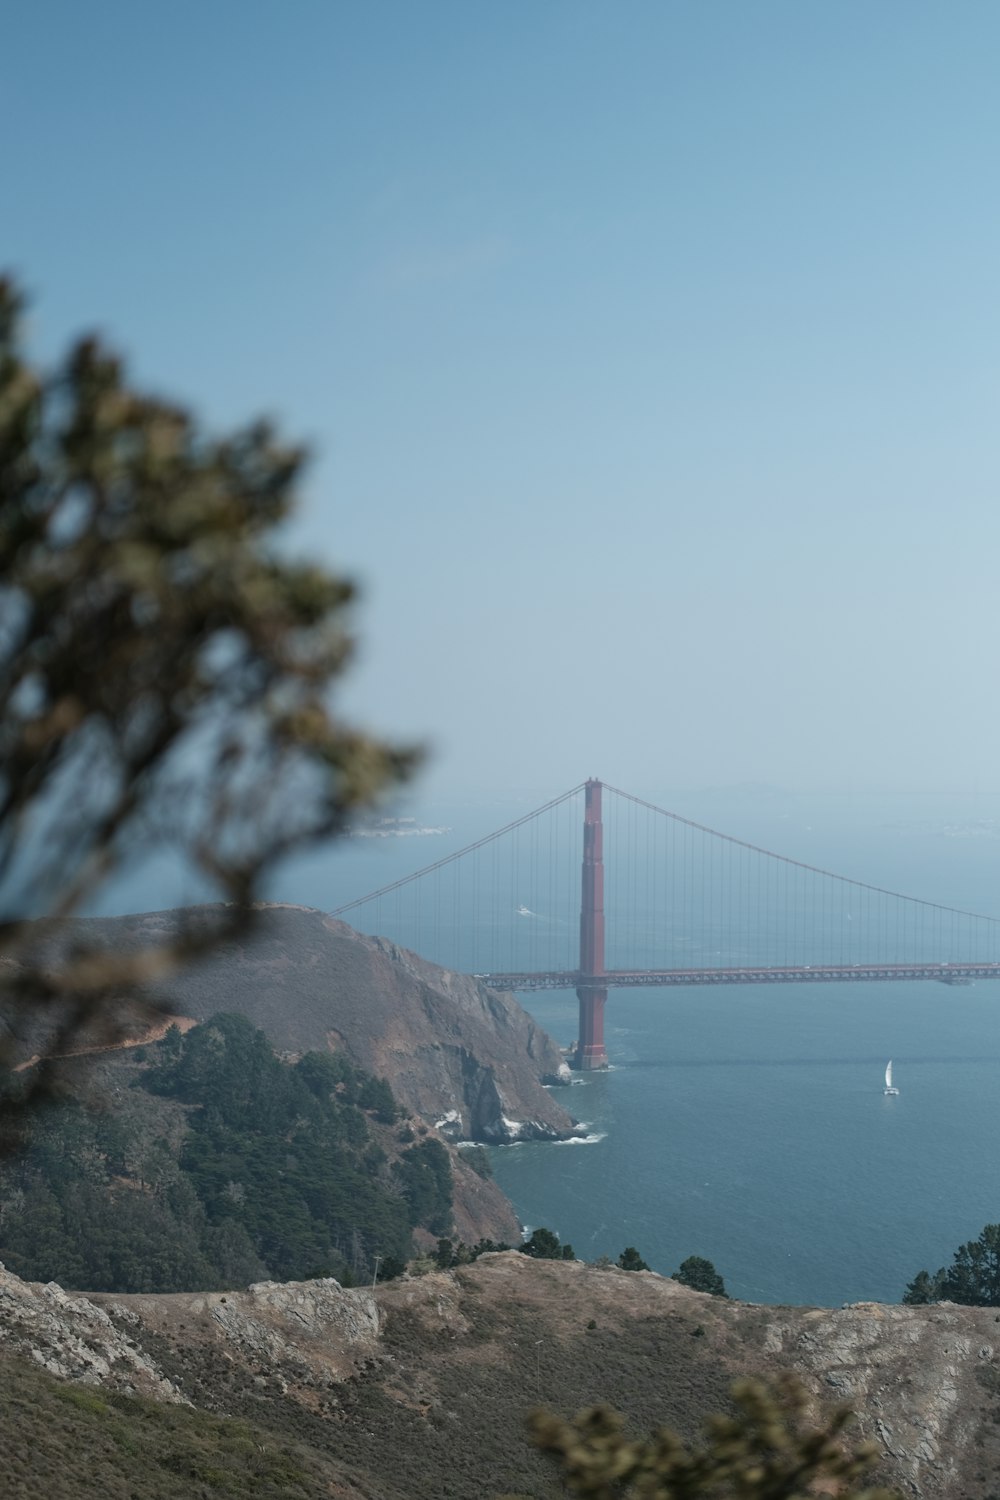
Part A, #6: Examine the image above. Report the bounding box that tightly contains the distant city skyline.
[6,1,1000,801]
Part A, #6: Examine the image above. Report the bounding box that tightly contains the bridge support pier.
[574,779,609,1069]
[574,987,608,1070]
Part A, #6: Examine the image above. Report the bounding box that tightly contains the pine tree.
[904,1223,1000,1307]
[673,1255,727,1296]
[617,1246,650,1271]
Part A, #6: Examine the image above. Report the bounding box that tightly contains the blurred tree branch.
[0,276,417,1130]
[525,1375,899,1499]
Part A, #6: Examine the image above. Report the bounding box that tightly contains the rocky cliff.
[4,1254,1000,1498]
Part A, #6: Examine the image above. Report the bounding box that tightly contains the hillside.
[26,904,576,1145]
[3,1252,999,1498]
[10,903,584,1243]
[0,1014,489,1294]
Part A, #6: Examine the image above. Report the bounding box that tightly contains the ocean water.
[488,980,1000,1305]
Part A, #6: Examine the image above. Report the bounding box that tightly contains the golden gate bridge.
[333,779,1000,1070]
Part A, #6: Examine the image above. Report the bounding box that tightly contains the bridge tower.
[574,778,609,1069]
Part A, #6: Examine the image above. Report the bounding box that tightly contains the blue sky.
[5,1,1000,804]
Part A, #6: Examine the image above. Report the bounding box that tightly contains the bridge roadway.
[475,962,1000,992]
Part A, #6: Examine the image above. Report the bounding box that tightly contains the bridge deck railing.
[475,963,1000,992]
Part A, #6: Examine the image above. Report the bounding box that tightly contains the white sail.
[885,1060,893,1089]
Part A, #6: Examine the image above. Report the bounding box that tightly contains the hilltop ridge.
[2,1253,999,1498]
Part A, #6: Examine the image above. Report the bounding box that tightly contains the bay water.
[489,979,1000,1305]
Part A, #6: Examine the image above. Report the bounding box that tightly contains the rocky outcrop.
[757,1299,1000,1496]
[338,928,575,1143]
[0,1260,184,1402]
[5,1255,1000,1498]
[0,1260,382,1407]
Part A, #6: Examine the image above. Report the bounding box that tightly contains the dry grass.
[0,1348,359,1499]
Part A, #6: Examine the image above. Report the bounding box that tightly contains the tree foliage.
[521,1226,575,1260]
[903,1222,1000,1306]
[0,276,414,1124]
[433,1236,512,1269]
[673,1255,727,1297]
[901,1270,940,1306]
[392,1137,453,1236]
[0,1014,437,1289]
[526,1375,898,1499]
[617,1246,650,1272]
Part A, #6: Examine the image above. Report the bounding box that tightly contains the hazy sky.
[6,2,1000,804]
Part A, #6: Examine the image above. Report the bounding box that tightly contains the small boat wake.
[515,903,570,925]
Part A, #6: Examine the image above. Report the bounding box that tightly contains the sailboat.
[883,1060,899,1096]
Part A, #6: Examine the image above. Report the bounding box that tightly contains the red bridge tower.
[575,778,609,1069]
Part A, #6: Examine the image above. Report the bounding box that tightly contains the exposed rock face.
[5,1255,1000,1498]
[0,1260,381,1407]
[758,1299,1000,1496]
[0,1260,185,1403]
[314,925,576,1145]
